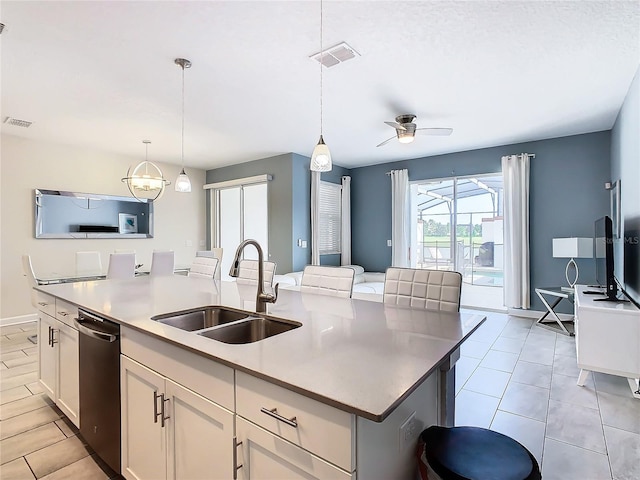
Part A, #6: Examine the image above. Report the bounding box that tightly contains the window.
[319,181,342,254]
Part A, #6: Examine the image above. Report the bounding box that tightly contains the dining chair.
[196,248,223,280]
[300,265,355,298]
[236,259,276,288]
[106,253,136,279]
[149,250,175,276]
[21,255,41,308]
[75,251,103,275]
[188,256,219,279]
[383,267,462,312]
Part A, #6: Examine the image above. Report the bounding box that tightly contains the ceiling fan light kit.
[377,114,453,147]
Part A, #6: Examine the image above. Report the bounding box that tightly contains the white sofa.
[274,265,385,296]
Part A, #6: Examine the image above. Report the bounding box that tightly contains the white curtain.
[502,153,531,309]
[390,169,410,267]
[311,171,321,265]
[340,176,351,266]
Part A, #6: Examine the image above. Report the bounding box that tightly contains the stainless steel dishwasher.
[74,309,121,475]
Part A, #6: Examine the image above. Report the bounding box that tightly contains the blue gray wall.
[611,65,640,305]
[350,132,612,312]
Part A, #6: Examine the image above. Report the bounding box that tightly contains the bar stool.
[417,426,541,480]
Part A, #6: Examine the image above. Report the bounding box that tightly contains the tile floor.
[457,310,640,480]
[1,314,639,479]
[0,322,118,479]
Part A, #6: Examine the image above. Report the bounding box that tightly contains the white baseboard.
[508,308,574,322]
[0,313,38,327]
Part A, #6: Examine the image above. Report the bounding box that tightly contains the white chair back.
[383,267,462,312]
[237,260,276,288]
[188,257,219,279]
[21,255,39,308]
[150,250,175,276]
[76,251,103,275]
[107,253,136,279]
[300,265,355,298]
[196,248,223,280]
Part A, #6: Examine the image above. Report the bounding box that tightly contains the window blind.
[319,181,342,254]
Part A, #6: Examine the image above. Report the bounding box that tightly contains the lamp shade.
[552,238,593,258]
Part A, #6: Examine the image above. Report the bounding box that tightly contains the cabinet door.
[56,322,79,427]
[236,417,353,480]
[165,379,234,480]
[121,356,167,480]
[38,314,57,401]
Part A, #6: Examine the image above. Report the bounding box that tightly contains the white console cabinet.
[574,285,640,398]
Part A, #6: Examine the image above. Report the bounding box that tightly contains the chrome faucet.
[229,239,278,313]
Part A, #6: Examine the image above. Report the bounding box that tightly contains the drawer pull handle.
[260,407,298,428]
[58,311,68,317]
[233,436,243,479]
[153,391,162,424]
[161,396,170,428]
[38,302,49,307]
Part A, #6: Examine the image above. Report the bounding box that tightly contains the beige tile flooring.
[0,322,118,480]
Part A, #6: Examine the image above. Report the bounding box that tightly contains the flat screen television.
[622,215,640,309]
[594,216,617,300]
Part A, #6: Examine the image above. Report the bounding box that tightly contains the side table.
[534,287,575,336]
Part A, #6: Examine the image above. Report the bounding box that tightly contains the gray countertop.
[37,276,485,422]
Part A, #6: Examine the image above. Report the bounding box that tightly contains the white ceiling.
[1,1,639,170]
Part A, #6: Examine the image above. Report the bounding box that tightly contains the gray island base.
[37,276,485,479]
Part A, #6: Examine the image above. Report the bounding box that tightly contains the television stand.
[594,297,629,303]
[575,285,640,399]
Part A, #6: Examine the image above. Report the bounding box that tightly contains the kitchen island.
[36,275,485,479]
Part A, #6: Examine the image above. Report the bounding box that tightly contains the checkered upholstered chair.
[300,265,355,298]
[188,256,219,279]
[237,259,277,288]
[383,268,462,312]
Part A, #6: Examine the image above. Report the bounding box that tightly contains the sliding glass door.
[411,174,504,309]
[214,182,268,279]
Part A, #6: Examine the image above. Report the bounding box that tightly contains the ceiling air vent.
[310,42,360,68]
[4,117,33,128]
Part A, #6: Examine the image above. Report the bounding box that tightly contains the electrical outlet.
[399,412,417,451]
[302,240,307,248]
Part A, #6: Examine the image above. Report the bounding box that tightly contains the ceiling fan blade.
[415,128,453,136]
[384,121,407,131]
[376,136,397,147]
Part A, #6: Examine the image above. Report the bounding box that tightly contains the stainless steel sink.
[197,317,301,344]
[151,307,251,332]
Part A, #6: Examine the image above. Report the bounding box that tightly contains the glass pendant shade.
[397,131,415,144]
[175,168,192,192]
[175,57,192,193]
[310,135,332,172]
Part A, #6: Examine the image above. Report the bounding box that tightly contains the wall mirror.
[35,189,154,238]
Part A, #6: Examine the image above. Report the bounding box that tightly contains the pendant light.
[175,58,192,192]
[122,140,169,201]
[310,0,332,172]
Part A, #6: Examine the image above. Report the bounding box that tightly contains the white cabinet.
[235,417,353,480]
[121,356,234,480]
[575,285,640,397]
[37,294,80,427]
[37,311,57,399]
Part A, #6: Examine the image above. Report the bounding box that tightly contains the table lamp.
[553,237,593,291]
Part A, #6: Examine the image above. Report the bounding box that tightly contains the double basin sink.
[151,307,301,344]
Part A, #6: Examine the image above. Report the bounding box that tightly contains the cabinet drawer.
[55,299,77,328]
[236,371,355,472]
[35,291,56,317]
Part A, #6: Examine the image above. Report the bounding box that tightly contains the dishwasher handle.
[74,317,119,343]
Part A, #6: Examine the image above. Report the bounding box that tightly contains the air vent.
[310,42,360,68]
[4,117,33,128]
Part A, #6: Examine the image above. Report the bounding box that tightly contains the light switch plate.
[387,240,392,247]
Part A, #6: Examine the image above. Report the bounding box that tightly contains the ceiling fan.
[376,114,453,147]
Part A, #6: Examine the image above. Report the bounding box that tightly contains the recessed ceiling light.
[3,117,33,128]
[310,41,360,68]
